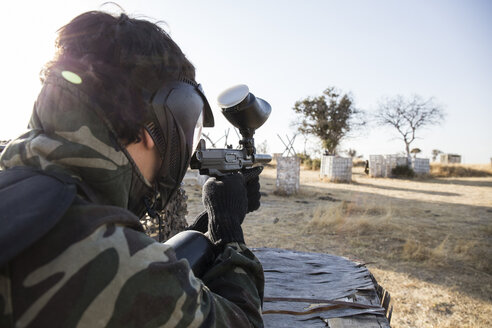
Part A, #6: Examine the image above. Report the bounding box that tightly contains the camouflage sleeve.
[10,222,263,328]
[201,242,264,327]
[103,227,265,328]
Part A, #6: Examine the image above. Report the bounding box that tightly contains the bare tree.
[376,95,445,161]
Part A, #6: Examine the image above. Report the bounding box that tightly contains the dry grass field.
[183,164,492,328]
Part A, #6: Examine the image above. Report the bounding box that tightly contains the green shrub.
[311,158,321,170]
[304,158,313,170]
[297,153,311,164]
[391,165,415,178]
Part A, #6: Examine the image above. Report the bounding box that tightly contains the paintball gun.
[190,84,272,176]
[165,85,272,277]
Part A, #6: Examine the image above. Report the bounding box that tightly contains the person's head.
[43,10,214,217]
[44,10,198,144]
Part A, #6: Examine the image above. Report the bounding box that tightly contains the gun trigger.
[197,139,206,150]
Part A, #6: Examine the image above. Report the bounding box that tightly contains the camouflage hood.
[0,69,148,209]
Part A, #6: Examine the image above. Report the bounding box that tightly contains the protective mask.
[127,79,214,219]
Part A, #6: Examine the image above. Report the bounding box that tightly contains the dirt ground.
[183,166,492,328]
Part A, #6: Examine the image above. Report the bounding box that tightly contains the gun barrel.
[254,154,272,164]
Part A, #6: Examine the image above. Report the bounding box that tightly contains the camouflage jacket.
[0,70,264,327]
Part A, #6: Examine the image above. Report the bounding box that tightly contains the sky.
[1,0,491,163]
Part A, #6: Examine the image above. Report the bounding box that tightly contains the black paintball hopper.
[218,84,271,133]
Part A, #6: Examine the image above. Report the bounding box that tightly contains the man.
[0,10,264,327]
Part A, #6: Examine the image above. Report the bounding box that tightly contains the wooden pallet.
[253,248,392,327]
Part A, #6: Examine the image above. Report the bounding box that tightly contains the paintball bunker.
[412,158,430,174]
[275,156,300,195]
[440,153,462,164]
[320,155,352,182]
[369,155,429,177]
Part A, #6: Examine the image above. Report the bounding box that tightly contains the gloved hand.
[187,166,264,232]
[202,173,248,245]
[242,166,263,214]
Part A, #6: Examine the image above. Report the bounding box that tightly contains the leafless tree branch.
[376,95,445,159]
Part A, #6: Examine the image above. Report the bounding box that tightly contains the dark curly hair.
[42,10,196,144]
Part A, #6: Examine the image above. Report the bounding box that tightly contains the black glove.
[202,173,248,245]
[187,166,263,232]
[242,166,263,215]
